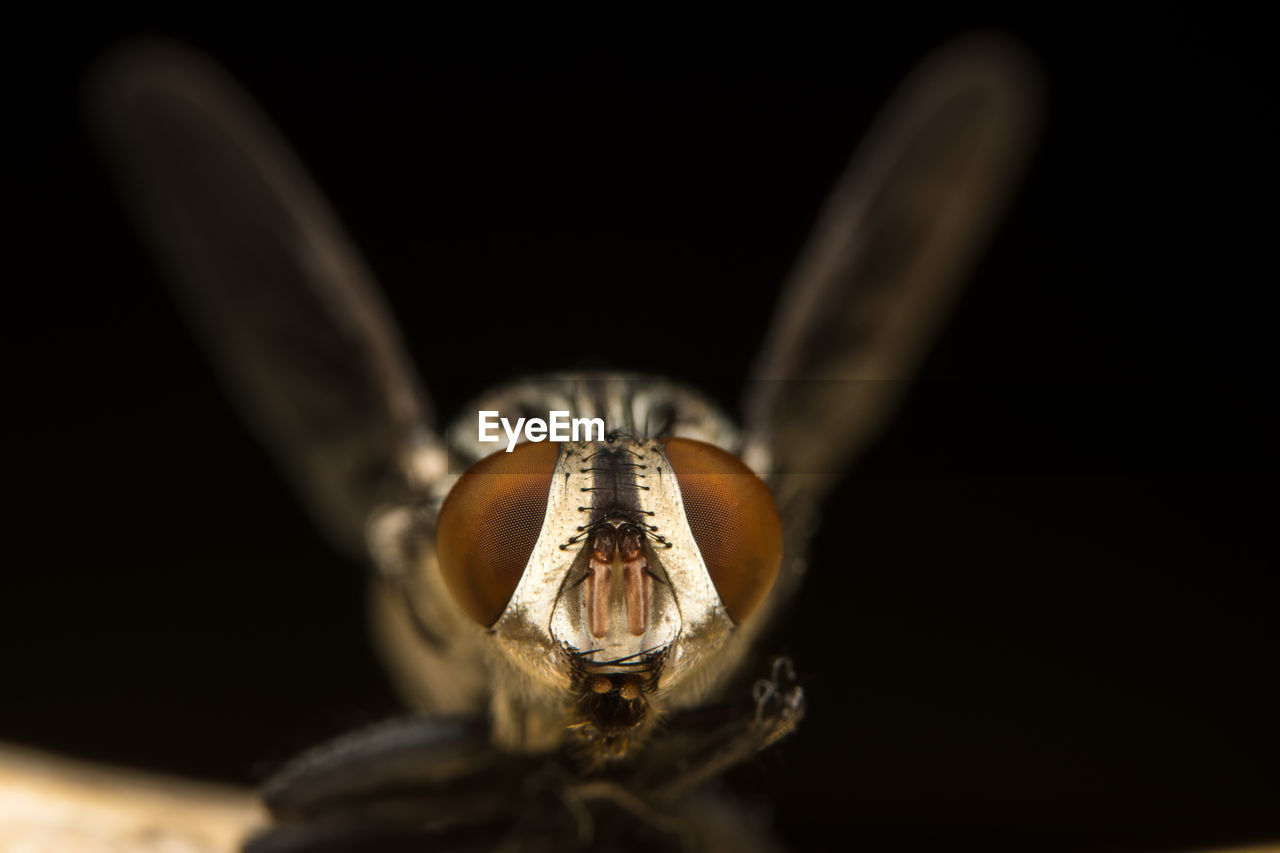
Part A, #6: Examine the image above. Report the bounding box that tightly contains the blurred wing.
[85,40,444,556]
[742,33,1042,587]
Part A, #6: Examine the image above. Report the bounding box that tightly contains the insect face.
[437,410,782,756]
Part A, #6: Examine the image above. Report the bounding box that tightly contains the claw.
[751,656,806,747]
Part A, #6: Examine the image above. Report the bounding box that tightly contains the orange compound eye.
[661,438,782,623]
[436,441,561,626]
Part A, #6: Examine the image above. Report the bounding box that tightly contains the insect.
[83,32,1039,852]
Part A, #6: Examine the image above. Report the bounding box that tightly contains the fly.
[86,33,1040,852]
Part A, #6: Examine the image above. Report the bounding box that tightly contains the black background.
[3,10,1276,852]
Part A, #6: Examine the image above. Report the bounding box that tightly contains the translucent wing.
[85,39,445,557]
[742,33,1042,600]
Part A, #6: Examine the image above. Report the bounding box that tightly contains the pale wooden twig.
[0,743,262,852]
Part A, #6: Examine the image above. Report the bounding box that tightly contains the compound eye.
[437,441,561,626]
[662,437,782,622]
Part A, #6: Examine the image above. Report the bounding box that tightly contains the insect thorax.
[444,373,743,471]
